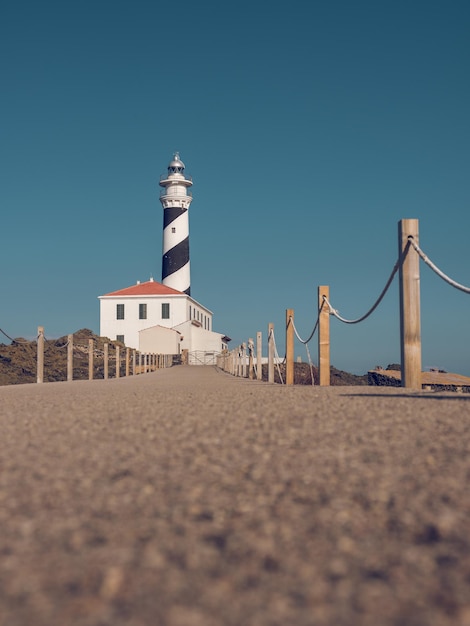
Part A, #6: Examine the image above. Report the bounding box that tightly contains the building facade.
[99,277,228,353]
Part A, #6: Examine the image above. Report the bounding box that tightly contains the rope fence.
[217,219,469,389]
[1,326,175,384]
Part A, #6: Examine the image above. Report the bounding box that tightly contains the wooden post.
[248,338,254,379]
[286,309,294,385]
[67,334,73,382]
[104,343,109,380]
[126,348,130,376]
[88,338,93,380]
[256,332,262,380]
[37,326,44,384]
[398,219,422,389]
[116,345,120,378]
[132,349,136,375]
[241,343,247,378]
[268,323,274,383]
[318,286,330,386]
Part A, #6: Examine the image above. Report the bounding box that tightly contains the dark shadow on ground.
[340,393,470,400]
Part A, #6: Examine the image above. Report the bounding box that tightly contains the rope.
[44,337,70,350]
[270,329,284,384]
[0,328,32,344]
[248,339,257,377]
[289,298,325,344]
[408,237,470,294]
[304,342,315,385]
[324,247,408,324]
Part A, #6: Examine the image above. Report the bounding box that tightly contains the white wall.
[99,294,188,349]
[173,320,228,354]
[99,293,214,349]
[139,325,181,354]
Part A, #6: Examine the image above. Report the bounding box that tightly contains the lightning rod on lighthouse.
[159,152,193,295]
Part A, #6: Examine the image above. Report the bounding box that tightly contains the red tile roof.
[101,280,184,297]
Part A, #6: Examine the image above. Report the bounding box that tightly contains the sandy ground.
[1,366,470,626]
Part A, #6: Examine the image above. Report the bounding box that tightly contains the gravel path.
[1,366,470,626]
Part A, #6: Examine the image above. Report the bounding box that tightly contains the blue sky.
[1,0,469,375]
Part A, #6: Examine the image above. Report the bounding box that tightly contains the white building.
[99,277,229,357]
[98,153,230,359]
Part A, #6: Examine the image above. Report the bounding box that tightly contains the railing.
[188,351,222,365]
[159,188,193,198]
[218,219,470,389]
[0,329,175,384]
[216,332,286,384]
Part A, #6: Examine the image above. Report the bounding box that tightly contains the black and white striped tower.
[159,152,193,295]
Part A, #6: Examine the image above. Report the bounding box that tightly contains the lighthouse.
[99,151,231,356]
[159,153,193,295]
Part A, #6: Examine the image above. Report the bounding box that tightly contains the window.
[172,227,176,233]
[189,305,192,319]
[116,304,125,320]
[139,303,147,319]
[116,335,124,344]
[162,303,170,319]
